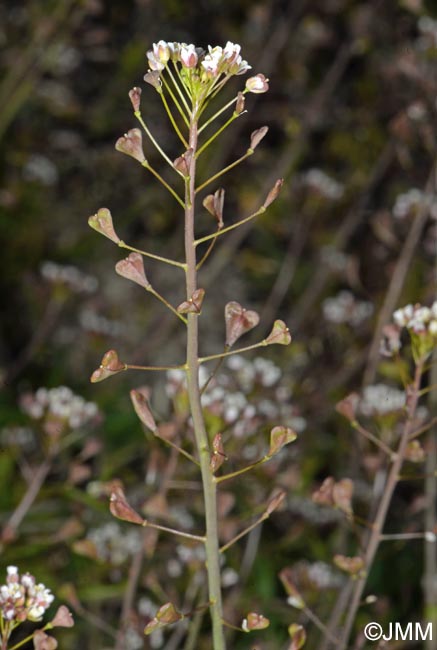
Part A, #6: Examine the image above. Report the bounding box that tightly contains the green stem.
[220,512,268,553]
[142,162,185,208]
[118,241,186,270]
[194,206,266,245]
[200,340,267,364]
[196,150,253,193]
[126,363,186,371]
[184,115,226,649]
[147,286,188,324]
[215,457,268,484]
[135,111,179,170]
[159,89,189,147]
[8,625,50,650]
[196,112,241,158]
[143,519,205,542]
[196,228,222,270]
[168,62,192,115]
[152,431,200,466]
[198,96,238,134]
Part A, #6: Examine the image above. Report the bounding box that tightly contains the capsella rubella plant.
[88,41,292,648]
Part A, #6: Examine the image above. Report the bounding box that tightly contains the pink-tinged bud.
[312,477,335,507]
[279,568,305,609]
[268,426,297,457]
[333,554,365,576]
[250,126,268,151]
[173,148,193,176]
[242,612,270,632]
[335,393,359,421]
[130,388,157,432]
[88,207,120,244]
[203,188,225,228]
[115,252,150,289]
[265,319,291,345]
[33,631,58,650]
[263,178,284,208]
[288,623,307,649]
[245,73,269,93]
[265,489,286,515]
[90,349,126,383]
[153,40,171,64]
[143,70,161,89]
[109,486,144,525]
[128,87,142,112]
[210,433,227,473]
[332,478,354,516]
[225,301,260,347]
[115,128,145,163]
[50,606,74,628]
[180,44,198,68]
[235,91,245,114]
[177,288,205,314]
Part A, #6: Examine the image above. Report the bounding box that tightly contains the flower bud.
[225,301,260,347]
[250,126,268,151]
[88,207,120,244]
[265,319,291,345]
[128,87,142,112]
[263,178,284,208]
[109,486,144,525]
[153,40,171,64]
[90,350,126,383]
[130,388,157,432]
[115,128,145,163]
[180,44,198,68]
[115,252,150,289]
[143,70,161,90]
[245,73,269,93]
[235,91,245,114]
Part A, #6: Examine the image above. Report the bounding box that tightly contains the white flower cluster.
[323,290,373,327]
[392,188,437,220]
[147,40,250,77]
[79,308,125,337]
[0,566,54,623]
[303,168,344,200]
[393,302,437,335]
[359,384,405,417]
[20,386,99,429]
[166,356,305,436]
[41,260,98,294]
[87,522,142,565]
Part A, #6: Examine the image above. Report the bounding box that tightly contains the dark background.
[0,0,436,648]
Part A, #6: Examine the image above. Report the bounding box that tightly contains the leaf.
[144,602,183,635]
[288,623,306,649]
[115,128,146,163]
[333,554,365,576]
[225,301,259,347]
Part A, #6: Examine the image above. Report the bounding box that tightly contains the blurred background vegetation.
[1,0,437,648]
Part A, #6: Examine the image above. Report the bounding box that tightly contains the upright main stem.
[184,114,226,650]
